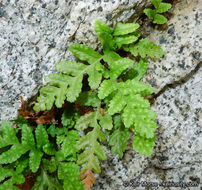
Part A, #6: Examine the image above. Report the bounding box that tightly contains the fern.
[75,109,113,173]
[98,79,157,154]
[124,38,166,59]
[34,45,104,112]
[58,162,83,190]
[7,18,169,189]
[0,121,57,188]
[32,169,63,190]
[109,127,130,158]
[144,0,172,24]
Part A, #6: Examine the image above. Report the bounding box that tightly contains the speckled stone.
[92,65,202,190]
[143,0,201,93]
[0,0,149,122]
[0,0,202,189]
[92,0,202,189]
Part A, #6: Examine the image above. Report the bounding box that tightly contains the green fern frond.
[0,167,25,189]
[60,130,80,158]
[32,169,63,190]
[42,158,57,173]
[75,109,113,131]
[35,124,49,150]
[95,20,116,52]
[109,127,130,158]
[76,110,110,173]
[98,79,157,156]
[103,51,134,79]
[133,135,156,156]
[0,144,28,164]
[21,124,35,149]
[144,0,171,24]
[114,34,139,49]
[125,38,166,59]
[126,60,148,81]
[29,149,43,173]
[76,91,100,107]
[34,44,105,112]
[113,22,140,36]
[0,120,19,148]
[77,125,106,174]
[58,162,83,190]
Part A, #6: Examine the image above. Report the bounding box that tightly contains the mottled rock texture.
[0,0,201,189]
[0,0,149,121]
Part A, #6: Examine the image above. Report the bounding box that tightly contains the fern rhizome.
[0,2,171,188]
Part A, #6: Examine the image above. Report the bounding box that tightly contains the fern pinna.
[1,19,167,189]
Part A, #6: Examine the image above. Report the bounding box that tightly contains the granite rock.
[0,0,149,122]
[143,0,201,94]
[92,0,202,189]
[0,0,202,189]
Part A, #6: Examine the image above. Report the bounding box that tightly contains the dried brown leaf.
[18,96,56,124]
[79,170,95,190]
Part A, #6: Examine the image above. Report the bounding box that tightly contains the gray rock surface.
[0,0,149,122]
[143,0,201,93]
[92,0,202,189]
[0,0,201,189]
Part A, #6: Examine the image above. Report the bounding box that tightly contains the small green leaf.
[32,169,63,190]
[0,167,13,182]
[61,106,76,128]
[86,64,102,89]
[153,14,168,24]
[47,124,57,137]
[66,74,83,102]
[43,143,56,155]
[110,58,134,79]
[55,61,86,75]
[98,79,117,99]
[156,3,172,13]
[109,128,130,158]
[21,124,35,149]
[99,113,113,130]
[12,173,25,184]
[144,9,156,19]
[115,35,138,48]
[127,38,166,59]
[95,20,112,35]
[77,126,106,173]
[42,158,57,173]
[128,60,148,81]
[108,92,126,115]
[133,135,156,156]
[0,144,28,164]
[58,162,83,190]
[75,112,97,130]
[61,130,80,157]
[151,0,162,9]
[35,124,49,150]
[69,44,102,64]
[76,91,100,107]
[29,149,43,173]
[1,120,18,146]
[15,158,29,173]
[113,22,139,36]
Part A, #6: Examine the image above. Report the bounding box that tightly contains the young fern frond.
[25,19,169,189]
[144,0,172,24]
[109,127,130,158]
[75,109,113,173]
[58,162,83,190]
[98,79,157,155]
[34,44,105,112]
[0,121,57,188]
[124,38,166,59]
